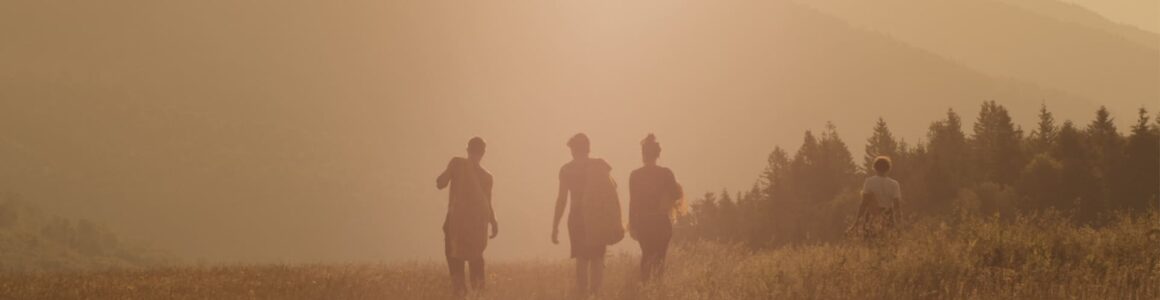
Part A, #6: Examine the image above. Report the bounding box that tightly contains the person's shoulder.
[588,157,612,171]
[562,160,580,170]
[560,160,579,176]
[447,157,467,167]
[632,163,658,172]
[646,165,674,178]
[630,165,651,178]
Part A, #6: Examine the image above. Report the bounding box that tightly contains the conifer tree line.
[675,101,1160,247]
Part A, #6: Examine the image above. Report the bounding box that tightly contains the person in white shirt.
[848,156,902,236]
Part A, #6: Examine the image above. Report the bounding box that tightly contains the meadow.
[2,211,1156,300]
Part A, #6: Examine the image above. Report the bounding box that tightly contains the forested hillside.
[677,102,1160,247]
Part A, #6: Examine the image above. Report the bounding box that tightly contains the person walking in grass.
[436,137,498,296]
[629,133,685,283]
[552,133,625,297]
[848,156,902,238]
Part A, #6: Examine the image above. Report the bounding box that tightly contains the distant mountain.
[996,0,1158,49]
[806,0,1160,117]
[1060,0,1160,36]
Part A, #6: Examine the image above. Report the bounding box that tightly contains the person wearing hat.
[435,137,498,296]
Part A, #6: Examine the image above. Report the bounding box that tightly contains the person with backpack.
[629,133,685,283]
[435,137,498,296]
[552,133,624,297]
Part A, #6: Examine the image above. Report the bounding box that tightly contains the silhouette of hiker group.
[435,133,901,297]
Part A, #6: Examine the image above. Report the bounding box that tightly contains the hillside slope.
[996,0,1159,49]
[806,0,1160,116]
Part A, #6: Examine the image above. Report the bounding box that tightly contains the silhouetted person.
[552,133,624,297]
[436,137,498,296]
[629,133,683,283]
[848,156,901,238]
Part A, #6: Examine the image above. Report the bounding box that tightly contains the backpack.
[580,158,625,246]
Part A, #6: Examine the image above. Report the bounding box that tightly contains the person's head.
[567,133,590,160]
[873,156,892,175]
[467,137,486,163]
[641,133,661,165]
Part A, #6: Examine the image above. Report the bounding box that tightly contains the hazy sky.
[1,1,1155,263]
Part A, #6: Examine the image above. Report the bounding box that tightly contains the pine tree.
[925,109,970,211]
[738,184,770,247]
[1030,103,1057,155]
[1086,106,1122,211]
[864,117,899,174]
[972,101,1024,186]
[690,192,719,240]
[896,139,932,212]
[1055,121,1102,222]
[1119,108,1160,210]
[791,131,821,203]
[760,147,791,201]
[1154,111,1160,132]
[757,146,801,247]
[1087,106,1122,176]
[718,190,738,241]
[818,122,857,200]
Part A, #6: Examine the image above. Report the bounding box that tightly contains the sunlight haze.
[1,0,1156,264]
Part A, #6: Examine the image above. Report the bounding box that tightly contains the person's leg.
[885,208,897,229]
[447,256,467,296]
[641,237,661,283]
[655,233,671,281]
[589,254,605,294]
[445,229,467,296]
[639,239,653,283]
[468,257,485,291]
[575,257,590,297]
[868,209,882,238]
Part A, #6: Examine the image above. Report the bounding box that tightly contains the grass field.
[2,211,1157,300]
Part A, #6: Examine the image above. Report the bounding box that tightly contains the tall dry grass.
[2,211,1156,299]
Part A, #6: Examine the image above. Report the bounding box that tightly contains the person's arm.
[627,172,640,239]
[848,180,872,233]
[848,192,872,233]
[436,159,456,190]
[551,170,568,244]
[486,174,498,239]
[892,182,903,224]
